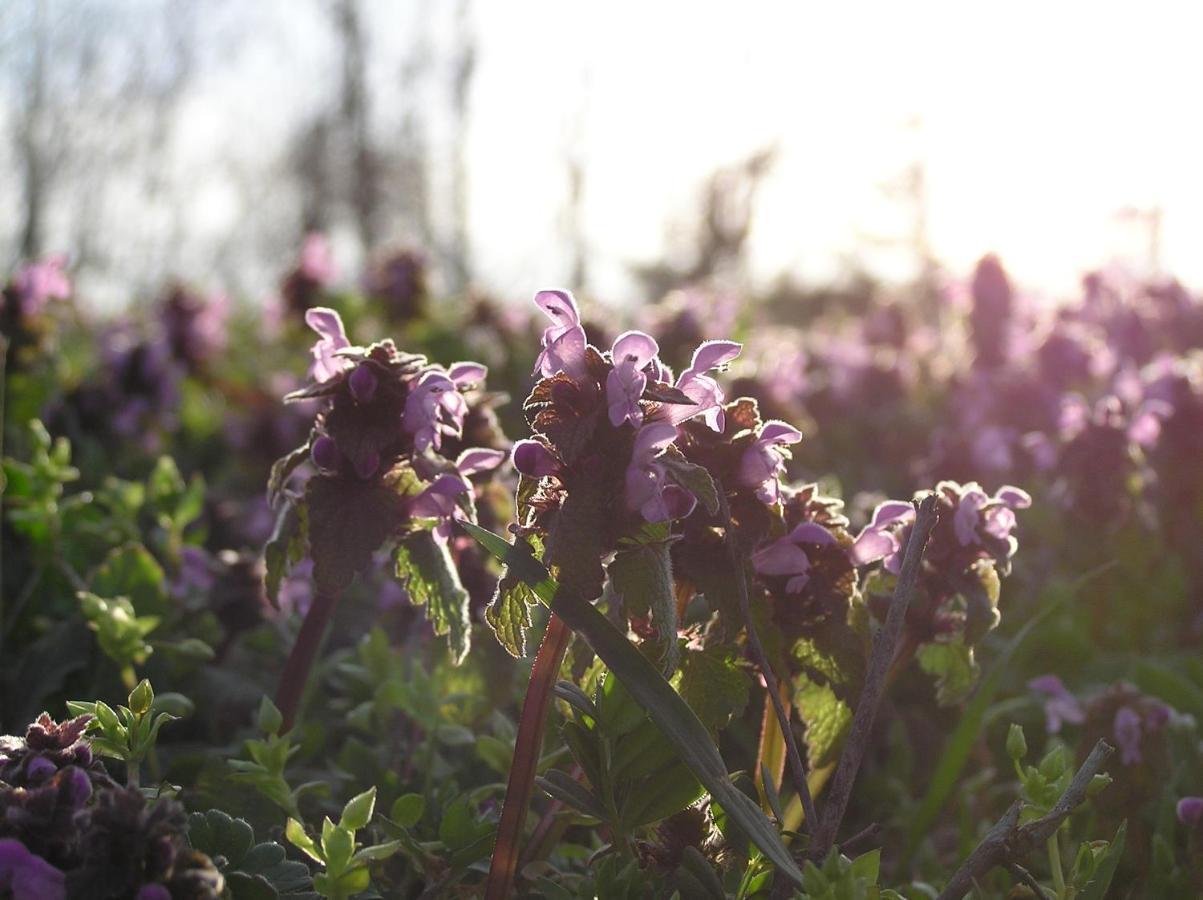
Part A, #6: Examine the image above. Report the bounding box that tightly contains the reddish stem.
[275,591,340,733]
[485,614,572,900]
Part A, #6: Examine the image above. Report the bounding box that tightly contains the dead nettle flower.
[1028,675,1087,734]
[0,714,105,790]
[0,839,66,900]
[516,290,743,531]
[268,306,505,608]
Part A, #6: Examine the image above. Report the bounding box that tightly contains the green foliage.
[187,809,317,899]
[916,638,979,706]
[67,679,183,784]
[609,529,679,674]
[394,530,472,664]
[78,591,159,670]
[227,697,328,819]
[285,786,401,900]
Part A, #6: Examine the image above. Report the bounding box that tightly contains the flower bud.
[1006,723,1027,761]
[512,439,559,478]
[1087,773,1113,799]
[311,435,340,472]
[1177,796,1203,827]
[349,364,378,404]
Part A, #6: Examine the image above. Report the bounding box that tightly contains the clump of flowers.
[266,306,506,664]
[0,714,222,900]
[1,256,72,367]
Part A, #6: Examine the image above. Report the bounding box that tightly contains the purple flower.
[1028,675,1086,733]
[624,423,696,523]
[0,840,66,900]
[404,364,484,453]
[1113,706,1143,765]
[10,255,71,317]
[512,439,560,478]
[304,307,352,382]
[950,482,1031,548]
[751,523,836,593]
[736,420,803,503]
[607,331,660,427]
[533,289,588,379]
[851,500,914,567]
[136,885,172,900]
[663,340,742,430]
[1177,796,1203,828]
[409,448,505,541]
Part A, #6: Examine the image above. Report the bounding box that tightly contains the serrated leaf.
[796,678,851,770]
[394,531,471,664]
[267,443,312,508]
[917,639,980,706]
[486,564,538,658]
[676,645,750,734]
[264,497,308,607]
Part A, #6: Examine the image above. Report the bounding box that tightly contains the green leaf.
[1078,821,1127,900]
[917,638,979,706]
[91,543,168,617]
[128,679,154,716]
[609,539,679,674]
[389,794,425,828]
[795,678,851,770]
[394,531,471,664]
[258,696,284,736]
[285,818,323,864]
[264,497,308,607]
[535,771,608,821]
[676,645,750,733]
[339,786,376,831]
[352,840,402,863]
[460,521,805,886]
[486,544,539,657]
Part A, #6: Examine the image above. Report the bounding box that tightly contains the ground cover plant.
[1,245,1201,898]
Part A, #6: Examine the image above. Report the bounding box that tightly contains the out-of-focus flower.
[607,331,660,427]
[736,420,802,503]
[304,307,352,383]
[0,840,66,900]
[751,522,836,593]
[9,256,71,319]
[533,289,588,380]
[1113,706,1143,765]
[624,423,696,523]
[1028,675,1087,733]
[299,232,336,285]
[1178,796,1203,828]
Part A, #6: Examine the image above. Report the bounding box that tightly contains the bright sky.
[466,0,1203,301]
[7,0,1202,305]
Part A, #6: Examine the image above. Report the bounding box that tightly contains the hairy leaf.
[395,531,471,664]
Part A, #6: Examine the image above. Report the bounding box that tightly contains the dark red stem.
[485,614,572,900]
[275,591,340,733]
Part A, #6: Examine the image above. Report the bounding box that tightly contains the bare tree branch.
[937,740,1115,900]
[810,492,940,859]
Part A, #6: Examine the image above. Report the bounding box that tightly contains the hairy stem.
[485,614,572,900]
[810,492,940,859]
[275,590,340,733]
